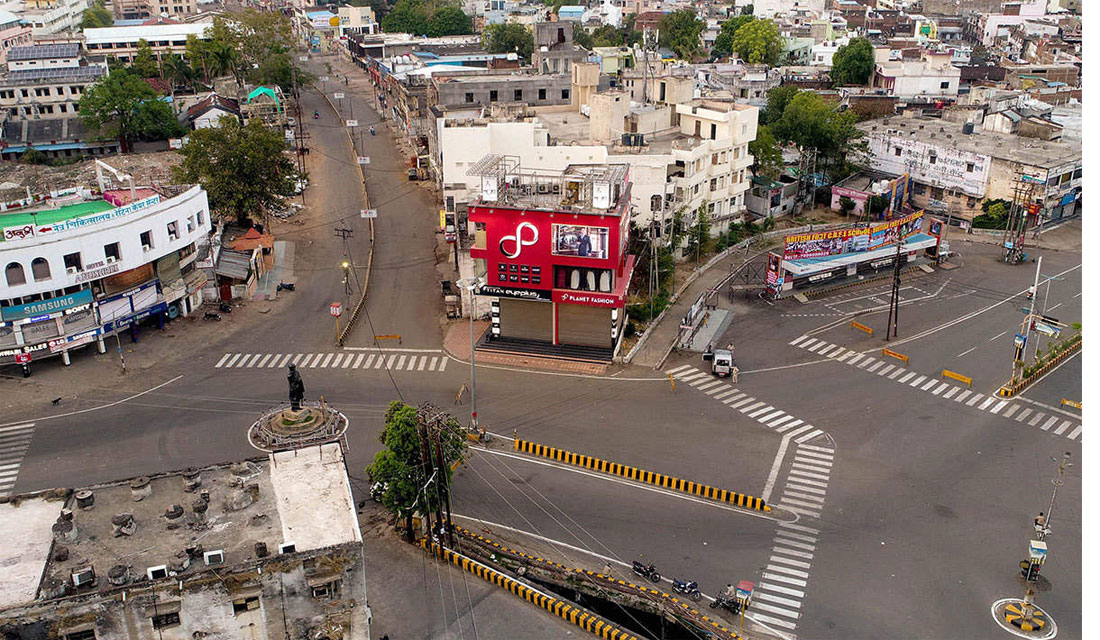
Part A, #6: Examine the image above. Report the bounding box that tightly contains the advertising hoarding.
[783,211,925,260]
[551,224,609,259]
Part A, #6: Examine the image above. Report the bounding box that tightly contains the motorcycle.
[632,561,661,583]
[313,110,319,119]
[203,311,221,321]
[369,126,375,136]
[219,301,232,313]
[672,578,702,602]
[710,594,742,614]
[277,282,296,292]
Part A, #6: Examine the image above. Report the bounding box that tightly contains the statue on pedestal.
[287,364,305,411]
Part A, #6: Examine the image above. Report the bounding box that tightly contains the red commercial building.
[467,156,635,360]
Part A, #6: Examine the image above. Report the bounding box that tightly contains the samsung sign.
[1,289,94,322]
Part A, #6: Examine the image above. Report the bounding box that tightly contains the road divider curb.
[421,538,642,640]
[513,438,770,512]
[881,348,909,365]
[941,369,972,388]
[997,335,1082,398]
[850,321,873,336]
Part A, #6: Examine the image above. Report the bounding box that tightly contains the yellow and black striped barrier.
[452,526,740,640]
[1062,398,1082,410]
[850,321,873,336]
[1004,602,1047,632]
[513,439,769,512]
[422,539,642,640]
[941,368,972,388]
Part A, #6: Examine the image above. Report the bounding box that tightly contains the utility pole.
[884,240,902,340]
[1002,165,1037,264]
[431,419,456,548]
[1037,451,1071,541]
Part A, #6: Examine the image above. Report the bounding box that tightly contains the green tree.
[711,15,753,59]
[761,84,798,125]
[80,0,113,28]
[771,91,864,179]
[741,4,754,14]
[427,5,473,36]
[749,124,783,180]
[573,27,593,49]
[731,17,781,64]
[589,25,620,47]
[831,37,874,86]
[131,99,185,141]
[483,23,534,62]
[838,196,856,216]
[866,194,889,218]
[382,0,430,34]
[972,200,1009,229]
[659,10,705,60]
[366,402,466,540]
[172,119,298,226]
[687,204,711,262]
[131,39,160,78]
[79,68,158,152]
[185,35,211,85]
[160,54,194,96]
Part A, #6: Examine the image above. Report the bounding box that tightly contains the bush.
[624,322,637,338]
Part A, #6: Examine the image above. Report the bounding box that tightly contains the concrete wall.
[434,75,572,109]
[864,133,990,197]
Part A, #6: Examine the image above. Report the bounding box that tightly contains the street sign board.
[357,156,370,165]
[346,119,358,127]
[14,353,30,364]
[284,129,295,139]
[1034,322,1060,338]
[334,92,345,99]
[1014,333,1027,348]
[330,302,343,317]
[361,209,378,218]
[299,56,308,62]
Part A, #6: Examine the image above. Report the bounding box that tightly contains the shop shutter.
[499,298,552,342]
[557,304,610,348]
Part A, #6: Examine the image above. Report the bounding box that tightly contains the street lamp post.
[459,277,484,429]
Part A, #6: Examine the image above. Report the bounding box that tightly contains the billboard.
[783,211,925,260]
[551,224,609,260]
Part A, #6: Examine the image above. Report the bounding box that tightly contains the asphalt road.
[0,56,1083,640]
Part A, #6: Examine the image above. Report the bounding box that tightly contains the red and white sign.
[14,353,30,364]
[553,290,620,308]
[330,302,343,317]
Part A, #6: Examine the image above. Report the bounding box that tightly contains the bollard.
[668,373,676,391]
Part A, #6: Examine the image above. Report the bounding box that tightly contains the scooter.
[672,578,702,601]
[709,594,742,614]
[313,110,319,119]
[369,126,375,136]
[277,282,296,292]
[203,311,221,321]
[219,301,232,313]
[632,561,660,583]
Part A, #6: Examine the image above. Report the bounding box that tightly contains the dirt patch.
[0,152,182,196]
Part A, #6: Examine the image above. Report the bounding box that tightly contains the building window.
[489,90,498,102]
[197,210,204,226]
[63,631,96,640]
[913,182,926,195]
[232,596,260,614]
[167,221,179,240]
[710,123,717,139]
[464,92,473,103]
[931,187,944,200]
[140,230,154,249]
[31,257,51,281]
[1073,167,1082,179]
[59,104,68,113]
[966,162,974,172]
[104,242,121,261]
[894,147,902,156]
[311,580,342,600]
[940,81,950,89]
[5,263,25,286]
[561,89,570,100]
[186,216,195,233]
[710,178,717,192]
[151,612,180,630]
[514,89,522,101]
[928,154,937,165]
[63,252,82,272]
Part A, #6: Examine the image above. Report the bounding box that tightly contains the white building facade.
[0,184,211,366]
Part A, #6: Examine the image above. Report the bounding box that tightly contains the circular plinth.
[991,598,1058,639]
[248,402,349,452]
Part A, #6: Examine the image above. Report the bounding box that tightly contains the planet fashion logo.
[499,221,539,259]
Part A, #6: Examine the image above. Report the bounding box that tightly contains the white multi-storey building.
[0,174,211,367]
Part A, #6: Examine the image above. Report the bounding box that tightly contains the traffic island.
[997,333,1081,398]
[991,598,1058,639]
[247,400,349,453]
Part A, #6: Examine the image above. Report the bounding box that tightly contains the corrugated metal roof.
[215,248,253,280]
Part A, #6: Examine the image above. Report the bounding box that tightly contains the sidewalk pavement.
[629,242,774,369]
[254,240,294,301]
[442,321,608,375]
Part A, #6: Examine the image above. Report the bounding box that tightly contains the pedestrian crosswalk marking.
[1068,425,1082,440]
[752,613,797,630]
[332,353,345,368]
[978,397,997,411]
[350,354,363,368]
[730,397,755,409]
[888,367,905,379]
[741,401,766,413]
[769,415,795,428]
[666,364,694,374]
[790,468,829,482]
[797,450,833,462]
[786,482,826,496]
[795,429,824,443]
[943,386,958,399]
[785,424,814,439]
[865,361,883,373]
[1053,420,1071,435]
[1041,416,1059,431]
[749,405,776,418]
[909,374,927,387]
[216,352,452,373]
[1029,413,1044,426]
[775,419,805,433]
[0,422,33,497]
[1016,408,1033,422]
[215,353,232,367]
[858,358,875,369]
[849,354,865,365]
[767,563,811,578]
[898,371,915,383]
[1003,404,1020,418]
[989,400,1008,414]
[755,591,803,609]
[723,393,747,404]
[753,602,801,620]
[760,581,806,597]
[837,350,856,362]
[920,378,938,391]
[966,394,984,407]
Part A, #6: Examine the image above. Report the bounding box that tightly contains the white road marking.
[406,356,419,370]
[215,354,232,367]
[789,469,829,482]
[978,397,997,410]
[774,530,818,544]
[779,521,821,534]
[775,420,805,433]
[789,336,812,346]
[754,591,803,609]
[888,368,905,379]
[909,375,928,387]
[778,499,825,515]
[1041,416,1059,431]
[866,361,885,373]
[222,354,242,368]
[858,358,875,369]
[759,581,806,597]
[943,387,959,399]
[741,401,767,413]
[712,388,739,400]
[794,429,824,444]
[797,449,833,461]
[362,354,376,368]
[783,490,825,504]
[931,383,949,395]
[769,415,795,428]
[751,613,798,630]
[766,564,810,578]
[957,346,977,358]
[438,357,448,371]
[1053,421,1071,435]
[956,390,972,403]
[665,364,694,374]
[332,354,345,368]
[759,410,786,422]
[878,364,896,376]
[724,393,748,404]
[898,372,915,383]
[1016,408,1033,422]
[1047,302,1062,312]
[801,338,822,350]
[1003,404,1020,418]
[762,572,809,586]
[989,331,1007,341]
[749,405,776,418]
[730,397,756,409]
[848,354,865,365]
[320,353,335,368]
[837,351,856,362]
[785,482,826,496]
[921,378,939,391]
[1068,425,1082,439]
[990,400,1009,414]
[967,394,985,406]
[1029,413,1045,426]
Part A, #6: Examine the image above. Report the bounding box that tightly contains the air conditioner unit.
[142,244,151,252]
[71,566,95,587]
[551,184,561,194]
[536,183,549,194]
[105,256,117,264]
[66,266,78,275]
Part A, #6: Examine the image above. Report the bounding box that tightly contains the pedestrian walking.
[603,562,613,576]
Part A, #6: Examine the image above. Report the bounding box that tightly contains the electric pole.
[1038,451,1071,541]
[884,240,902,339]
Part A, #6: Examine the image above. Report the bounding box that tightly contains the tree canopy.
[748,124,783,180]
[483,23,534,62]
[761,85,799,125]
[831,37,875,86]
[659,10,705,60]
[79,68,159,152]
[131,39,160,78]
[366,402,467,539]
[172,119,298,226]
[769,90,865,179]
[131,99,186,141]
[711,15,754,59]
[731,17,781,64]
[198,12,302,90]
[80,0,112,29]
[381,0,472,36]
[428,5,473,36]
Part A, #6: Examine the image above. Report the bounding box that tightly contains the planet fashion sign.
[2,195,161,241]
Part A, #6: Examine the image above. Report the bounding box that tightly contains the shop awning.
[781,233,938,276]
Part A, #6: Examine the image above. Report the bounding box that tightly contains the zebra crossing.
[664,365,829,446]
[214,352,450,373]
[0,422,35,497]
[752,443,835,633]
[789,335,1082,442]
